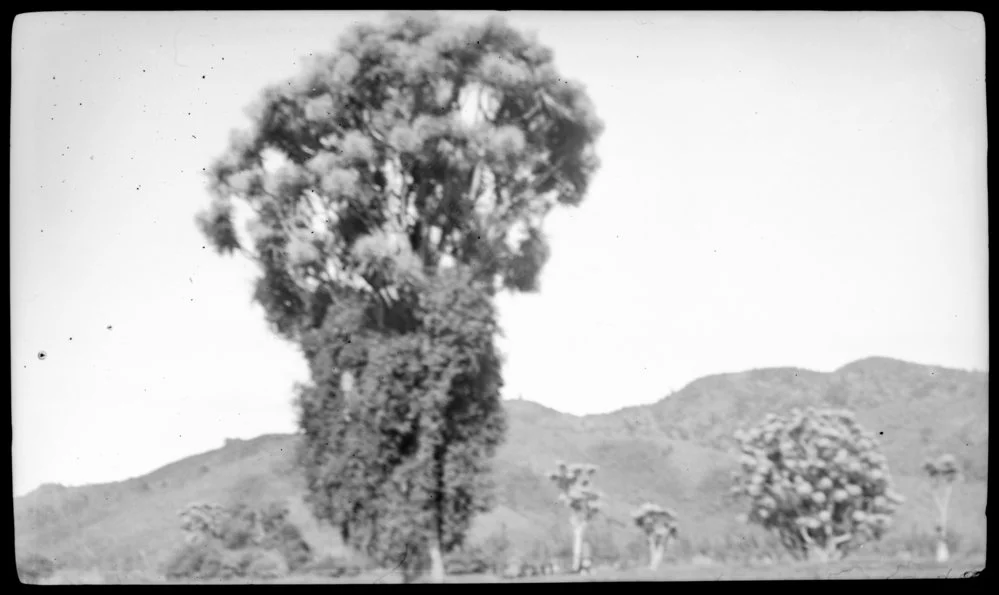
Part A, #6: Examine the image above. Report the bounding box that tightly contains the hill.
[14,357,988,576]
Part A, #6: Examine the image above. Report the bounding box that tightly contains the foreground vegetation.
[22,552,985,584]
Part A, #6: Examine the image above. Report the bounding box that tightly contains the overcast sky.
[11,11,987,496]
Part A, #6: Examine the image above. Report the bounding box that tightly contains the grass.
[30,554,985,584]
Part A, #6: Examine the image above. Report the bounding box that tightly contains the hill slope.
[14,357,988,574]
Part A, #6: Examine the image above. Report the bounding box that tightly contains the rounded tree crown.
[197,11,604,340]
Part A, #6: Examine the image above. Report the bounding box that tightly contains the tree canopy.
[732,408,906,562]
[197,11,603,341]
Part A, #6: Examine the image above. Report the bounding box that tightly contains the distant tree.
[731,408,905,563]
[631,503,679,570]
[923,453,960,563]
[196,10,602,584]
[548,461,603,573]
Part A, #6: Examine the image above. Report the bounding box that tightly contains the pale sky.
[11,11,987,496]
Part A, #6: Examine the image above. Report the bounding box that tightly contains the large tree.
[197,11,603,583]
[731,408,906,563]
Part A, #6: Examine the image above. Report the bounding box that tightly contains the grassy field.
[33,555,985,584]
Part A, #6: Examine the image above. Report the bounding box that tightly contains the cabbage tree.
[549,461,603,572]
[631,503,679,570]
[923,453,960,563]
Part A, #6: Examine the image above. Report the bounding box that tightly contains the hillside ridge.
[21,355,978,498]
[15,355,988,573]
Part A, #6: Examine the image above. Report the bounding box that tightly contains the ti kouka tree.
[631,503,679,570]
[731,408,906,563]
[195,11,603,584]
[923,453,960,563]
[549,461,603,573]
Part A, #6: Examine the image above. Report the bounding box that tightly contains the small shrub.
[163,542,225,580]
[264,520,312,571]
[245,549,288,580]
[218,550,246,580]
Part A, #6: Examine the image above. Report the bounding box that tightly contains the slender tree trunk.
[935,513,950,564]
[428,534,446,583]
[935,484,952,563]
[935,539,950,564]
[648,536,665,570]
[571,521,586,573]
[429,444,447,583]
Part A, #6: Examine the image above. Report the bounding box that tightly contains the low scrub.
[296,555,363,578]
[164,500,313,581]
[163,542,226,581]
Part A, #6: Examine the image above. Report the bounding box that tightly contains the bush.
[170,499,311,581]
[219,550,246,580]
[245,549,288,580]
[219,504,260,549]
[16,552,59,584]
[164,542,225,580]
[265,520,312,572]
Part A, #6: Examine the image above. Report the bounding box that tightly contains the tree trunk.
[936,539,950,564]
[571,522,586,573]
[428,535,446,583]
[648,536,665,571]
[936,487,951,564]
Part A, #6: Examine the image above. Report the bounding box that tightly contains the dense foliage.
[731,408,905,562]
[197,10,602,582]
[197,11,604,341]
[166,501,311,580]
[296,270,506,580]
